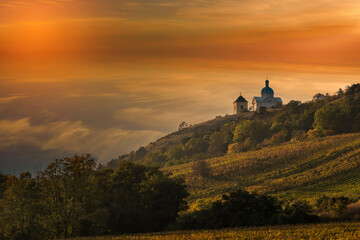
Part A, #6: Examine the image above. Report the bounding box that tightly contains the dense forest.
[1,83,360,239]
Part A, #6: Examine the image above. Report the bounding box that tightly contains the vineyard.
[163,133,360,211]
[73,222,360,239]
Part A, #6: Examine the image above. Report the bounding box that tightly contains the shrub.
[144,151,168,167]
[233,120,270,144]
[316,195,351,218]
[313,98,353,133]
[175,189,282,229]
[192,160,211,178]
[227,142,248,154]
[307,128,333,139]
[290,130,308,142]
[343,201,360,220]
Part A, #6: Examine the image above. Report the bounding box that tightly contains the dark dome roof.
[234,95,247,103]
[261,86,274,95]
[261,80,274,96]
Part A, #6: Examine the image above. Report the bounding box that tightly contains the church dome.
[261,80,274,97]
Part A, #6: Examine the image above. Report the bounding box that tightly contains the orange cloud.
[1,0,360,73]
[1,0,360,173]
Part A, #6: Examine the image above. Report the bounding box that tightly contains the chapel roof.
[234,95,248,103]
[253,97,262,102]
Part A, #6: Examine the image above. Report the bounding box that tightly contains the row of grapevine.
[163,133,360,210]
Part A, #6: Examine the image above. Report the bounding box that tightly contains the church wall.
[234,102,248,114]
[253,98,282,111]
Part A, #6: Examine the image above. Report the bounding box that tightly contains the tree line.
[1,155,360,239]
[174,190,360,230]
[0,155,189,239]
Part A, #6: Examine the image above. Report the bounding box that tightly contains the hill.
[105,83,360,170]
[3,84,360,239]
[102,83,360,209]
[163,133,360,211]
[105,111,256,167]
[145,112,254,153]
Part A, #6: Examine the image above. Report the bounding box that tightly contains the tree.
[133,147,147,161]
[0,157,189,239]
[208,131,232,156]
[345,83,360,96]
[316,195,351,217]
[0,173,46,240]
[144,151,168,166]
[313,98,353,133]
[184,138,208,156]
[278,201,318,224]
[139,171,189,231]
[40,154,97,238]
[176,189,281,229]
[233,120,270,145]
[0,173,7,199]
[108,161,189,233]
[178,122,189,131]
[337,88,344,96]
[227,142,247,154]
[192,160,211,178]
[166,144,185,160]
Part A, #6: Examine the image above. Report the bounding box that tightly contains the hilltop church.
[233,79,282,114]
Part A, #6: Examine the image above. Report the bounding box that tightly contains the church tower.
[261,79,274,98]
[233,94,248,114]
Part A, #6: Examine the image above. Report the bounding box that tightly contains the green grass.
[163,133,360,210]
[72,222,360,239]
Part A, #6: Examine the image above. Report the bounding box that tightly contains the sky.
[1,0,360,173]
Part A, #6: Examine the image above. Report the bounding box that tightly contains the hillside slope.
[163,133,360,211]
[145,112,254,152]
[104,84,360,209]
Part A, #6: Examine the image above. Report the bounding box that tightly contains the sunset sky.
[1,0,360,173]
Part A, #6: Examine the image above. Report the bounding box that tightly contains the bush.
[166,144,185,160]
[307,128,333,138]
[233,120,270,145]
[343,201,360,220]
[175,189,281,229]
[290,130,308,142]
[316,195,351,218]
[266,129,289,145]
[208,131,232,156]
[192,160,211,178]
[313,98,353,133]
[227,142,248,154]
[144,151,168,166]
[278,201,318,224]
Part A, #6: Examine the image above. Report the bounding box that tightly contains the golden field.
[73,222,360,240]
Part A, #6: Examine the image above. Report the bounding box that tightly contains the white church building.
[252,79,282,111]
[233,79,282,114]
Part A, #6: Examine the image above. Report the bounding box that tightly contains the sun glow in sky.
[1,0,360,173]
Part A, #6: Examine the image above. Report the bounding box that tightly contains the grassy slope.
[73,222,360,239]
[163,133,360,211]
